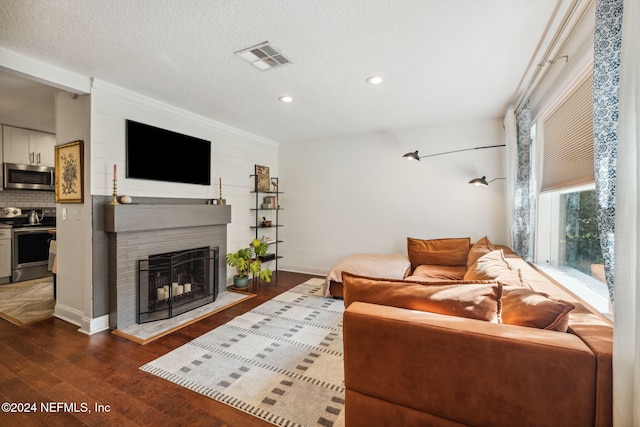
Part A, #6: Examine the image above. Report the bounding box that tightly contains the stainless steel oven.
[0,206,56,283]
[12,226,55,282]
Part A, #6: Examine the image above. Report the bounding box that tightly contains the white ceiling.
[0,0,569,143]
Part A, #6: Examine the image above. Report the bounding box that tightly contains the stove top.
[0,207,56,228]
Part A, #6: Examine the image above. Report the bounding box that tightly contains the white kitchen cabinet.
[34,132,56,166]
[2,125,56,167]
[0,228,11,281]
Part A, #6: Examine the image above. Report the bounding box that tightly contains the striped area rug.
[140,278,345,427]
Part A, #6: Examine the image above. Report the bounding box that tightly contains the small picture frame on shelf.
[255,164,270,191]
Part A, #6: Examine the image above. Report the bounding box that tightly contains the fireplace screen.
[138,246,218,323]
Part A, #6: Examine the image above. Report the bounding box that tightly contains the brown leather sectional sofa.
[341,237,613,427]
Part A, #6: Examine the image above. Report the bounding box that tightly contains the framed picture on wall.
[255,164,270,191]
[55,140,84,203]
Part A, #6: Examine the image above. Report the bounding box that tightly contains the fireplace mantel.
[104,204,231,233]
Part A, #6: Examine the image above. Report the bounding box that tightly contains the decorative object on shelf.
[271,179,278,192]
[255,164,270,191]
[218,177,226,205]
[55,140,84,203]
[264,196,277,208]
[468,176,506,187]
[110,164,120,205]
[402,144,506,161]
[258,252,276,261]
[120,195,133,204]
[226,240,273,288]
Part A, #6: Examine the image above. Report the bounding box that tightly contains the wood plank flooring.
[0,271,321,427]
[0,278,55,325]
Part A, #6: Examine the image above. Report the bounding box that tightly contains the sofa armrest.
[344,302,598,427]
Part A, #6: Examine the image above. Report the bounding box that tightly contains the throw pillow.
[501,287,575,332]
[463,250,522,287]
[466,236,496,269]
[342,272,502,323]
[406,264,467,281]
[407,237,471,268]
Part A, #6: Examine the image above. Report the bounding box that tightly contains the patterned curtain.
[513,101,533,262]
[593,0,623,303]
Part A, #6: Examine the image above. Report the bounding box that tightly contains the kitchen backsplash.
[0,189,56,208]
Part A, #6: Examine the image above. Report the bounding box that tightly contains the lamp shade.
[468,176,489,187]
[402,151,421,161]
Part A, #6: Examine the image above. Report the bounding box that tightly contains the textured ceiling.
[0,0,568,142]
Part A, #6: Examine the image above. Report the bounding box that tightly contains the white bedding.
[324,253,411,297]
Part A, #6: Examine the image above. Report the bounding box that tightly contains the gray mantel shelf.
[104,204,232,233]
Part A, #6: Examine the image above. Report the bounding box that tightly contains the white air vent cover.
[235,42,292,71]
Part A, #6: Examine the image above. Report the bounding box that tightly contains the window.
[558,189,604,282]
[536,187,610,315]
[533,70,610,316]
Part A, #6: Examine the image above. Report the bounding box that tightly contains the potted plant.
[226,239,273,288]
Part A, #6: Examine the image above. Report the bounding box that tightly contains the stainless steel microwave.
[3,163,55,191]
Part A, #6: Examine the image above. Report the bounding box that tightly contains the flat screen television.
[126,120,211,186]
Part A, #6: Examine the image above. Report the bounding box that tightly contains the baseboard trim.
[54,305,110,335]
[54,303,82,327]
[79,314,110,335]
[278,263,328,277]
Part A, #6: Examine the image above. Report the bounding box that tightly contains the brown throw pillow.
[407,264,467,281]
[407,237,471,268]
[463,250,521,287]
[467,236,496,269]
[342,272,502,323]
[501,287,575,332]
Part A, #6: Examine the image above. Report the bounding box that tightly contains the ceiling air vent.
[235,42,292,71]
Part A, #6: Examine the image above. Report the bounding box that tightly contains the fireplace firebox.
[138,246,218,323]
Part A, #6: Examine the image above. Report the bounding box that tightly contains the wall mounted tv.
[126,120,211,185]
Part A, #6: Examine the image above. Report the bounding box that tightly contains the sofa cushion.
[342,272,502,322]
[407,237,470,268]
[467,236,496,268]
[463,249,523,287]
[502,287,575,332]
[405,264,467,281]
[464,249,511,279]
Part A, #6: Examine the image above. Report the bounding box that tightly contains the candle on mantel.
[219,177,222,193]
[113,164,117,181]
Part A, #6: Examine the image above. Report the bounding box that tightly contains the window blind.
[540,74,594,192]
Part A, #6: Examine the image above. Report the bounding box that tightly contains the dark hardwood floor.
[0,271,321,427]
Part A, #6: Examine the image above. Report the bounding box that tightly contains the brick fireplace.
[104,204,231,330]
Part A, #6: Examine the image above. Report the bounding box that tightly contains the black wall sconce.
[468,176,506,187]
[402,144,505,161]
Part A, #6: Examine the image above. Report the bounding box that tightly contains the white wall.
[279,119,508,275]
[90,80,280,279]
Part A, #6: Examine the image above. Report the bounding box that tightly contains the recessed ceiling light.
[366,76,384,85]
[279,96,293,103]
